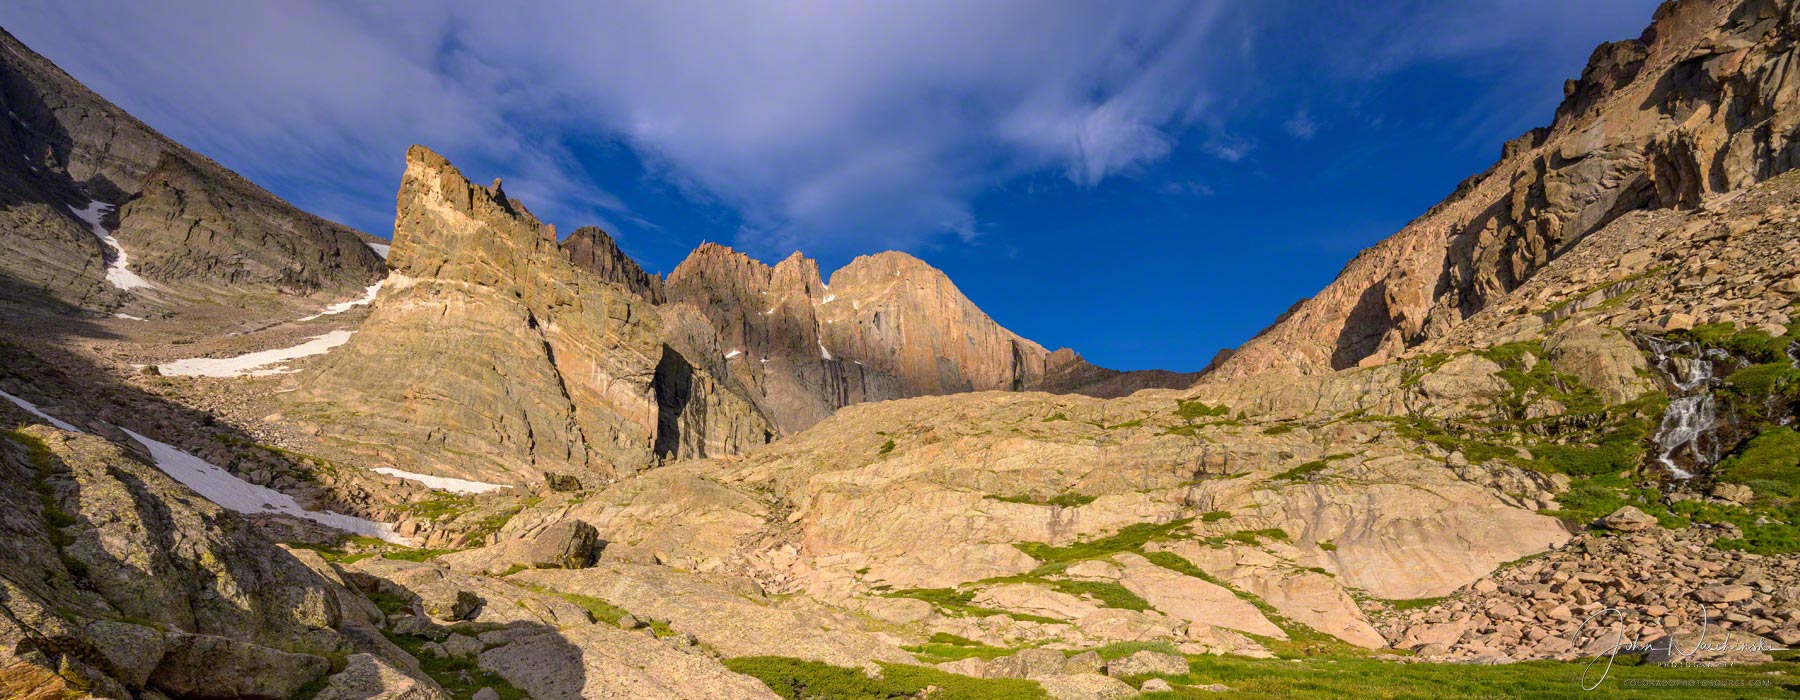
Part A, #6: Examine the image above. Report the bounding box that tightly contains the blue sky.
[2,0,1662,371]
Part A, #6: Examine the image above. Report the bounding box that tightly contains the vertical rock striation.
[295,146,770,485]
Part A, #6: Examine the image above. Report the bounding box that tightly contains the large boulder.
[1596,506,1657,532]
[313,653,448,700]
[1544,325,1652,404]
[149,632,331,700]
[1104,650,1188,678]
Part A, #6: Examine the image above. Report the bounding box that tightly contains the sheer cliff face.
[1210,0,1800,380]
[656,245,1203,433]
[0,29,383,313]
[661,246,1054,433]
[294,147,770,485]
[561,226,665,303]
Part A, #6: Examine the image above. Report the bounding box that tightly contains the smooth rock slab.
[478,625,780,700]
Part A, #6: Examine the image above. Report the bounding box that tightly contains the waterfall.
[1642,338,1730,479]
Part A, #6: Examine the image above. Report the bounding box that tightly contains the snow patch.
[373,467,508,494]
[123,428,408,544]
[821,294,836,304]
[819,342,833,360]
[0,389,84,433]
[160,330,354,377]
[725,349,743,359]
[114,313,146,321]
[71,200,155,291]
[298,281,383,321]
[0,388,407,544]
[367,242,391,259]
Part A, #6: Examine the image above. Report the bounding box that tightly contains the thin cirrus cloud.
[0,0,1659,262]
[0,0,1242,257]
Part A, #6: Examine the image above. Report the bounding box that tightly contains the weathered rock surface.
[512,565,912,667]
[1210,0,1800,378]
[0,28,383,315]
[561,225,664,302]
[478,624,780,700]
[0,416,434,697]
[313,653,450,700]
[293,146,772,484]
[661,244,1198,434]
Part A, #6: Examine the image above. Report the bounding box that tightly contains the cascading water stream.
[1642,337,1732,479]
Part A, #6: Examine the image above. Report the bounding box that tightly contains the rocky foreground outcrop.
[1211,0,1800,379]
[292,147,772,485]
[0,28,383,317]
[0,413,444,699]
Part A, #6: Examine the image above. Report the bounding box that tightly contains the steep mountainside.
[0,27,383,316]
[1211,0,1800,379]
[291,147,771,486]
[661,244,1198,433]
[561,225,664,302]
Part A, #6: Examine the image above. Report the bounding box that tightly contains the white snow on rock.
[298,281,383,321]
[114,313,146,321]
[122,428,409,544]
[725,349,742,359]
[819,342,833,360]
[366,242,391,259]
[0,388,84,433]
[160,330,354,377]
[373,467,508,494]
[71,200,156,292]
[821,294,836,303]
[0,387,407,544]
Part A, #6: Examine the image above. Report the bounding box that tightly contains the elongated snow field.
[160,330,355,377]
[71,200,156,291]
[297,281,383,321]
[1,388,408,544]
[374,466,509,494]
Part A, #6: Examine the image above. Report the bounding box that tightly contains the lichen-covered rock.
[313,653,450,700]
[478,624,781,700]
[1104,650,1188,678]
[149,632,331,700]
[1035,673,1137,700]
[1597,506,1658,532]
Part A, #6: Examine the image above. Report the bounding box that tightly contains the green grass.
[1086,640,1184,660]
[1716,426,1800,504]
[1012,519,1192,566]
[725,652,1800,700]
[1201,529,1290,547]
[1273,460,1330,481]
[1385,596,1449,611]
[1175,399,1230,422]
[1199,510,1232,523]
[1670,321,1799,364]
[1262,424,1296,436]
[1042,412,1067,422]
[1133,651,1796,699]
[900,633,1017,663]
[878,438,896,455]
[880,588,1064,625]
[985,492,1096,508]
[726,657,1047,700]
[383,630,527,700]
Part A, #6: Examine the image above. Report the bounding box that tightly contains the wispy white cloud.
[0,0,1660,259]
[1284,109,1317,140]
